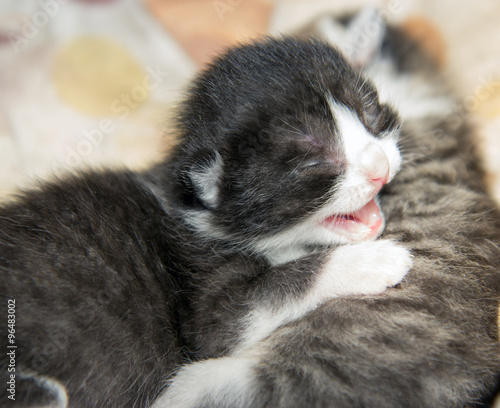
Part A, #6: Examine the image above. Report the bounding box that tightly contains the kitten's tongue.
[323,199,384,240]
[353,199,383,226]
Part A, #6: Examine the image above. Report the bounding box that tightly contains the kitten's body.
[154,11,500,408]
[1,30,411,408]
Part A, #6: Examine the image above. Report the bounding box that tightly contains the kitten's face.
[173,39,402,257]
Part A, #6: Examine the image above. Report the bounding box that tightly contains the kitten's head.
[167,38,402,261]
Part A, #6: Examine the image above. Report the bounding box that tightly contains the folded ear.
[182,149,223,210]
[317,8,386,69]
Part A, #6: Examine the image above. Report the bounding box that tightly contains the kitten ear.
[185,150,223,210]
[317,8,386,69]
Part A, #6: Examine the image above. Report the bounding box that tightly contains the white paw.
[313,239,412,298]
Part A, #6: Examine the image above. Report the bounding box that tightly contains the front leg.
[236,239,412,353]
[153,240,412,408]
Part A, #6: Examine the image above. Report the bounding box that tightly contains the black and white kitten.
[0,23,411,408]
[153,10,500,408]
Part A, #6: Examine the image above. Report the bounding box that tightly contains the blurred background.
[1,0,500,201]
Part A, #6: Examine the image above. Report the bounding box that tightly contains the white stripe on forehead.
[327,98,375,164]
[327,97,401,182]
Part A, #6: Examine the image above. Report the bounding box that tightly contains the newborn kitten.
[0,33,410,408]
[154,10,500,408]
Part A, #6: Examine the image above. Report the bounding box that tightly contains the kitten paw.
[315,239,412,298]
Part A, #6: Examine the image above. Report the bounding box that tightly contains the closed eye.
[297,160,339,175]
[301,160,322,169]
[290,159,327,177]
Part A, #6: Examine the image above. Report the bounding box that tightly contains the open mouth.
[322,199,385,240]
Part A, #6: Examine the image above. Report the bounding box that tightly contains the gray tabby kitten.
[154,10,500,408]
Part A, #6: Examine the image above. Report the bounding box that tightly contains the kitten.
[153,9,500,408]
[0,31,411,408]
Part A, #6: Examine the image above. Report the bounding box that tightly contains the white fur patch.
[263,245,311,266]
[183,210,228,240]
[190,152,223,209]
[236,305,315,355]
[311,239,412,296]
[152,356,258,408]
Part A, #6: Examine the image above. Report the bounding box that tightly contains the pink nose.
[359,142,390,187]
[371,176,388,187]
